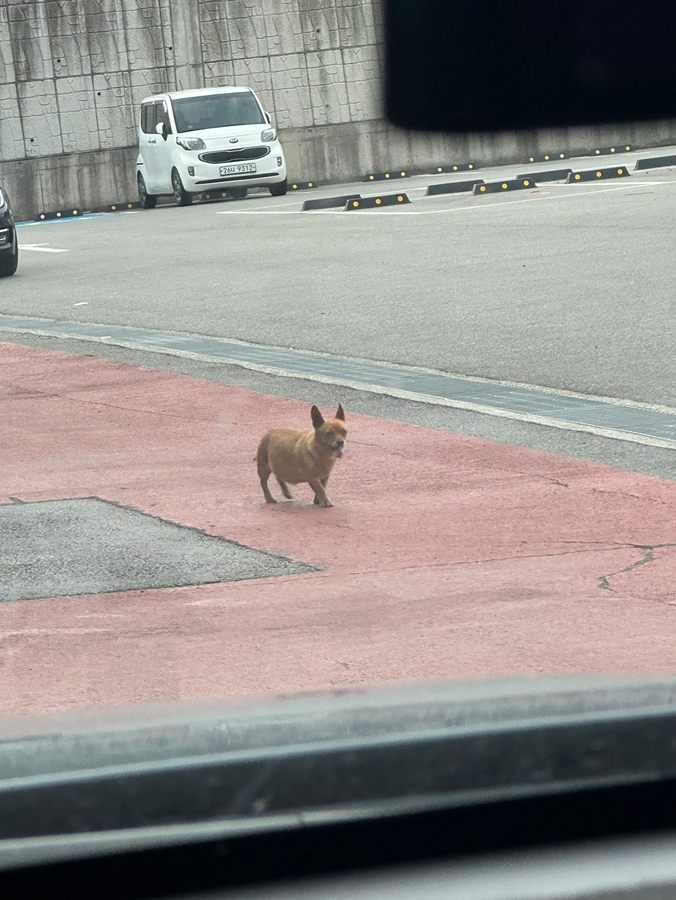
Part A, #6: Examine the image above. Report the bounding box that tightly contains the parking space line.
[19,244,70,253]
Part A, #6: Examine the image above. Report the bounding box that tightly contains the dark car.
[0,185,18,277]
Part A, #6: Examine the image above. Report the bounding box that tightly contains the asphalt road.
[3,148,676,479]
[4,151,676,713]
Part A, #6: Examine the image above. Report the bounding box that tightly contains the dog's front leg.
[309,479,333,508]
[313,475,330,505]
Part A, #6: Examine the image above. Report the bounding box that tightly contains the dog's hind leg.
[276,477,293,499]
[256,442,277,503]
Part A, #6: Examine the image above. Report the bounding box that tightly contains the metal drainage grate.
[0,498,315,602]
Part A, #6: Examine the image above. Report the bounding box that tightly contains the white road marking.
[216,209,302,215]
[20,244,69,253]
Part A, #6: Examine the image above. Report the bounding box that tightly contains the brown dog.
[256,405,347,507]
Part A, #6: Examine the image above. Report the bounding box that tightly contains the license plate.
[220,163,256,175]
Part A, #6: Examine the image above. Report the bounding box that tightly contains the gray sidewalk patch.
[0,498,315,602]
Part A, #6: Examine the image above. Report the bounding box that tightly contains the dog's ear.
[311,405,325,429]
[335,404,345,421]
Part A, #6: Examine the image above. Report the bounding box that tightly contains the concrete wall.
[0,0,386,218]
[1,0,676,221]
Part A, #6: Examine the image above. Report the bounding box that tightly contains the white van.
[136,87,287,207]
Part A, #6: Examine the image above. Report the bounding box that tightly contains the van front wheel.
[172,169,193,207]
[137,173,157,209]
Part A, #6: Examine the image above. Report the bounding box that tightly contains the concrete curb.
[473,179,536,195]
[344,193,410,210]
[524,153,567,163]
[566,167,630,183]
[302,194,361,211]
[428,163,478,174]
[516,169,572,183]
[36,209,83,221]
[426,180,484,196]
[364,170,408,182]
[591,145,632,156]
[634,155,676,170]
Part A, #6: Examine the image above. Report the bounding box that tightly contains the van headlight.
[176,137,206,151]
[261,128,276,142]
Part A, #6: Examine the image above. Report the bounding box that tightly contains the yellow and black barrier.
[345,193,411,210]
[364,170,408,182]
[99,201,142,212]
[524,152,567,163]
[516,168,572,183]
[591,145,631,156]
[290,182,317,190]
[635,154,676,170]
[426,179,484,196]
[429,163,477,173]
[472,179,536,195]
[566,167,630,183]
[302,194,361,211]
[37,208,83,221]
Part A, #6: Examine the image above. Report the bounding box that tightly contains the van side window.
[141,103,157,135]
[156,102,172,134]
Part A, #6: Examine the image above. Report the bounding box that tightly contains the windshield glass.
[2,0,676,760]
[171,92,265,133]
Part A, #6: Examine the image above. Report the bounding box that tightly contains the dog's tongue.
[334,447,344,459]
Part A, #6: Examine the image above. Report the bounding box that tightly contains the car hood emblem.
[229,138,239,143]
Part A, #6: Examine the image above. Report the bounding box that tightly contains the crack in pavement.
[335,544,639,579]
[591,487,676,507]
[598,542,676,593]
[1,379,198,421]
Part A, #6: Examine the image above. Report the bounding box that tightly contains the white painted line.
[215,209,302,215]
[20,244,69,253]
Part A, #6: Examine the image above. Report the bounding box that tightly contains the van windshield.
[171,92,265,133]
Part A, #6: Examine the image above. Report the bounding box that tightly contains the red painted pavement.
[1,341,676,716]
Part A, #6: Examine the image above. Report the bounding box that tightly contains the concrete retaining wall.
[1,0,675,220]
[5,115,676,222]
